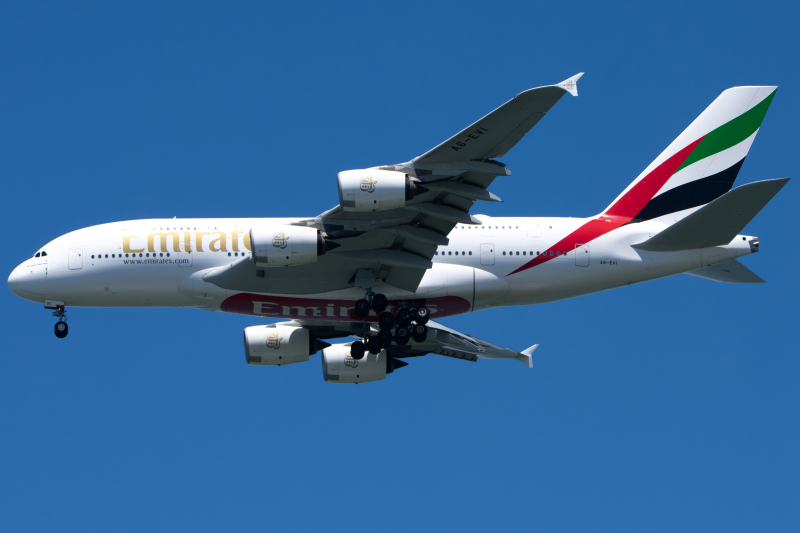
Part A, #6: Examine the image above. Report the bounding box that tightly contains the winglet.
[556,73,584,96]
[515,344,539,368]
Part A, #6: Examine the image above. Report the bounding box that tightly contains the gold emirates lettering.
[123,228,254,254]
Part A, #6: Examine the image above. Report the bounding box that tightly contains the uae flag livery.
[509,86,777,276]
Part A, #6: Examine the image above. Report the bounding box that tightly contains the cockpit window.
[41,251,47,257]
[35,252,40,258]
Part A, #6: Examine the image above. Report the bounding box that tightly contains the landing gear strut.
[52,305,68,339]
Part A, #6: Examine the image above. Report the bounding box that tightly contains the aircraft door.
[68,248,83,270]
[480,244,495,266]
[527,220,541,238]
[575,244,589,267]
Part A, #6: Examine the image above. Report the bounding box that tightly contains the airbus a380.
[8,74,789,384]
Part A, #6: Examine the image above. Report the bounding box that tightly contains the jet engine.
[320,343,408,384]
[244,324,329,365]
[249,225,336,267]
[337,169,426,212]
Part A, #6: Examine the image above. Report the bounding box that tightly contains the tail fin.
[603,86,777,223]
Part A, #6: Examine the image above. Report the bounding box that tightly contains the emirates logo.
[360,175,377,193]
[272,230,289,249]
[266,331,282,349]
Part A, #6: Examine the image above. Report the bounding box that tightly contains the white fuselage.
[8,215,756,323]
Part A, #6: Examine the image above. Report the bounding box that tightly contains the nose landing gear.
[52,305,68,339]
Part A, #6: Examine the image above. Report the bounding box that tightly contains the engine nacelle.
[244,324,315,365]
[249,225,326,267]
[321,343,387,383]
[337,169,425,212]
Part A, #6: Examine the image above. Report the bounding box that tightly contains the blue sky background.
[1,1,798,531]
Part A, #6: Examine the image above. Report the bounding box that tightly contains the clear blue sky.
[1,1,798,531]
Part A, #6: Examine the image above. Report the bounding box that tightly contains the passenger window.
[503,252,506,255]
[448,251,452,256]
[91,255,95,259]
[516,252,519,255]
[469,251,472,255]
[455,251,458,255]
[112,254,115,258]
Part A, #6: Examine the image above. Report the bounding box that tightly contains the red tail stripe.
[507,136,704,276]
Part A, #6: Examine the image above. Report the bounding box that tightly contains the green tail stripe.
[677,89,776,172]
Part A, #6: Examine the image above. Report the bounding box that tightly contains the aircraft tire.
[54,322,68,339]
[371,294,388,313]
[377,329,393,348]
[395,326,410,345]
[378,311,395,330]
[396,308,412,327]
[367,336,382,355]
[413,306,429,325]
[411,324,427,343]
[350,340,366,360]
[354,299,370,318]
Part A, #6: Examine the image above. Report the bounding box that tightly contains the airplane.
[7,74,789,384]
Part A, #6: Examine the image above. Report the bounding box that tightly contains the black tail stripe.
[631,158,745,223]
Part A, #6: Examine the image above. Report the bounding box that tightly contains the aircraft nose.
[7,262,46,303]
[7,264,23,297]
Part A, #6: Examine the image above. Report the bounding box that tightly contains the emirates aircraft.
[8,74,789,384]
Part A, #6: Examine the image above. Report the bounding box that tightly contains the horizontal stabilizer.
[633,178,789,252]
[686,259,765,283]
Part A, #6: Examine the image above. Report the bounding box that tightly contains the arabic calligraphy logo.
[360,175,377,193]
[344,353,358,368]
[266,330,283,349]
[564,79,575,91]
[272,230,289,249]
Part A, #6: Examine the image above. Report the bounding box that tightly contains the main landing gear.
[52,305,68,339]
[350,296,429,360]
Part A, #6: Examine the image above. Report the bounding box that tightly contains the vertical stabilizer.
[603,86,777,223]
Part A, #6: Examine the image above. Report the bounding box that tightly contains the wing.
[314,74,584,292]
[413,73,583,163]
[285,319,539,368]
[206,74,583,295]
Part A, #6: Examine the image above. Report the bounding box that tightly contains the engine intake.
[249,225,336,267]
[321,343,408,384]
[337,169,426,212]
[244,324,329,365]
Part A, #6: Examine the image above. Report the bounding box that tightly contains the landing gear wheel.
[395,326,410,346]
[412,324,427,343]
[371,293,388,313]
[54,322,68,339]
[413,306,430,325]
[350,340,366,360]
[396,307,412,327]
[367,336,382,355]
[354,299,370,318]
[377,329,393,348]
[378,311,395,330]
